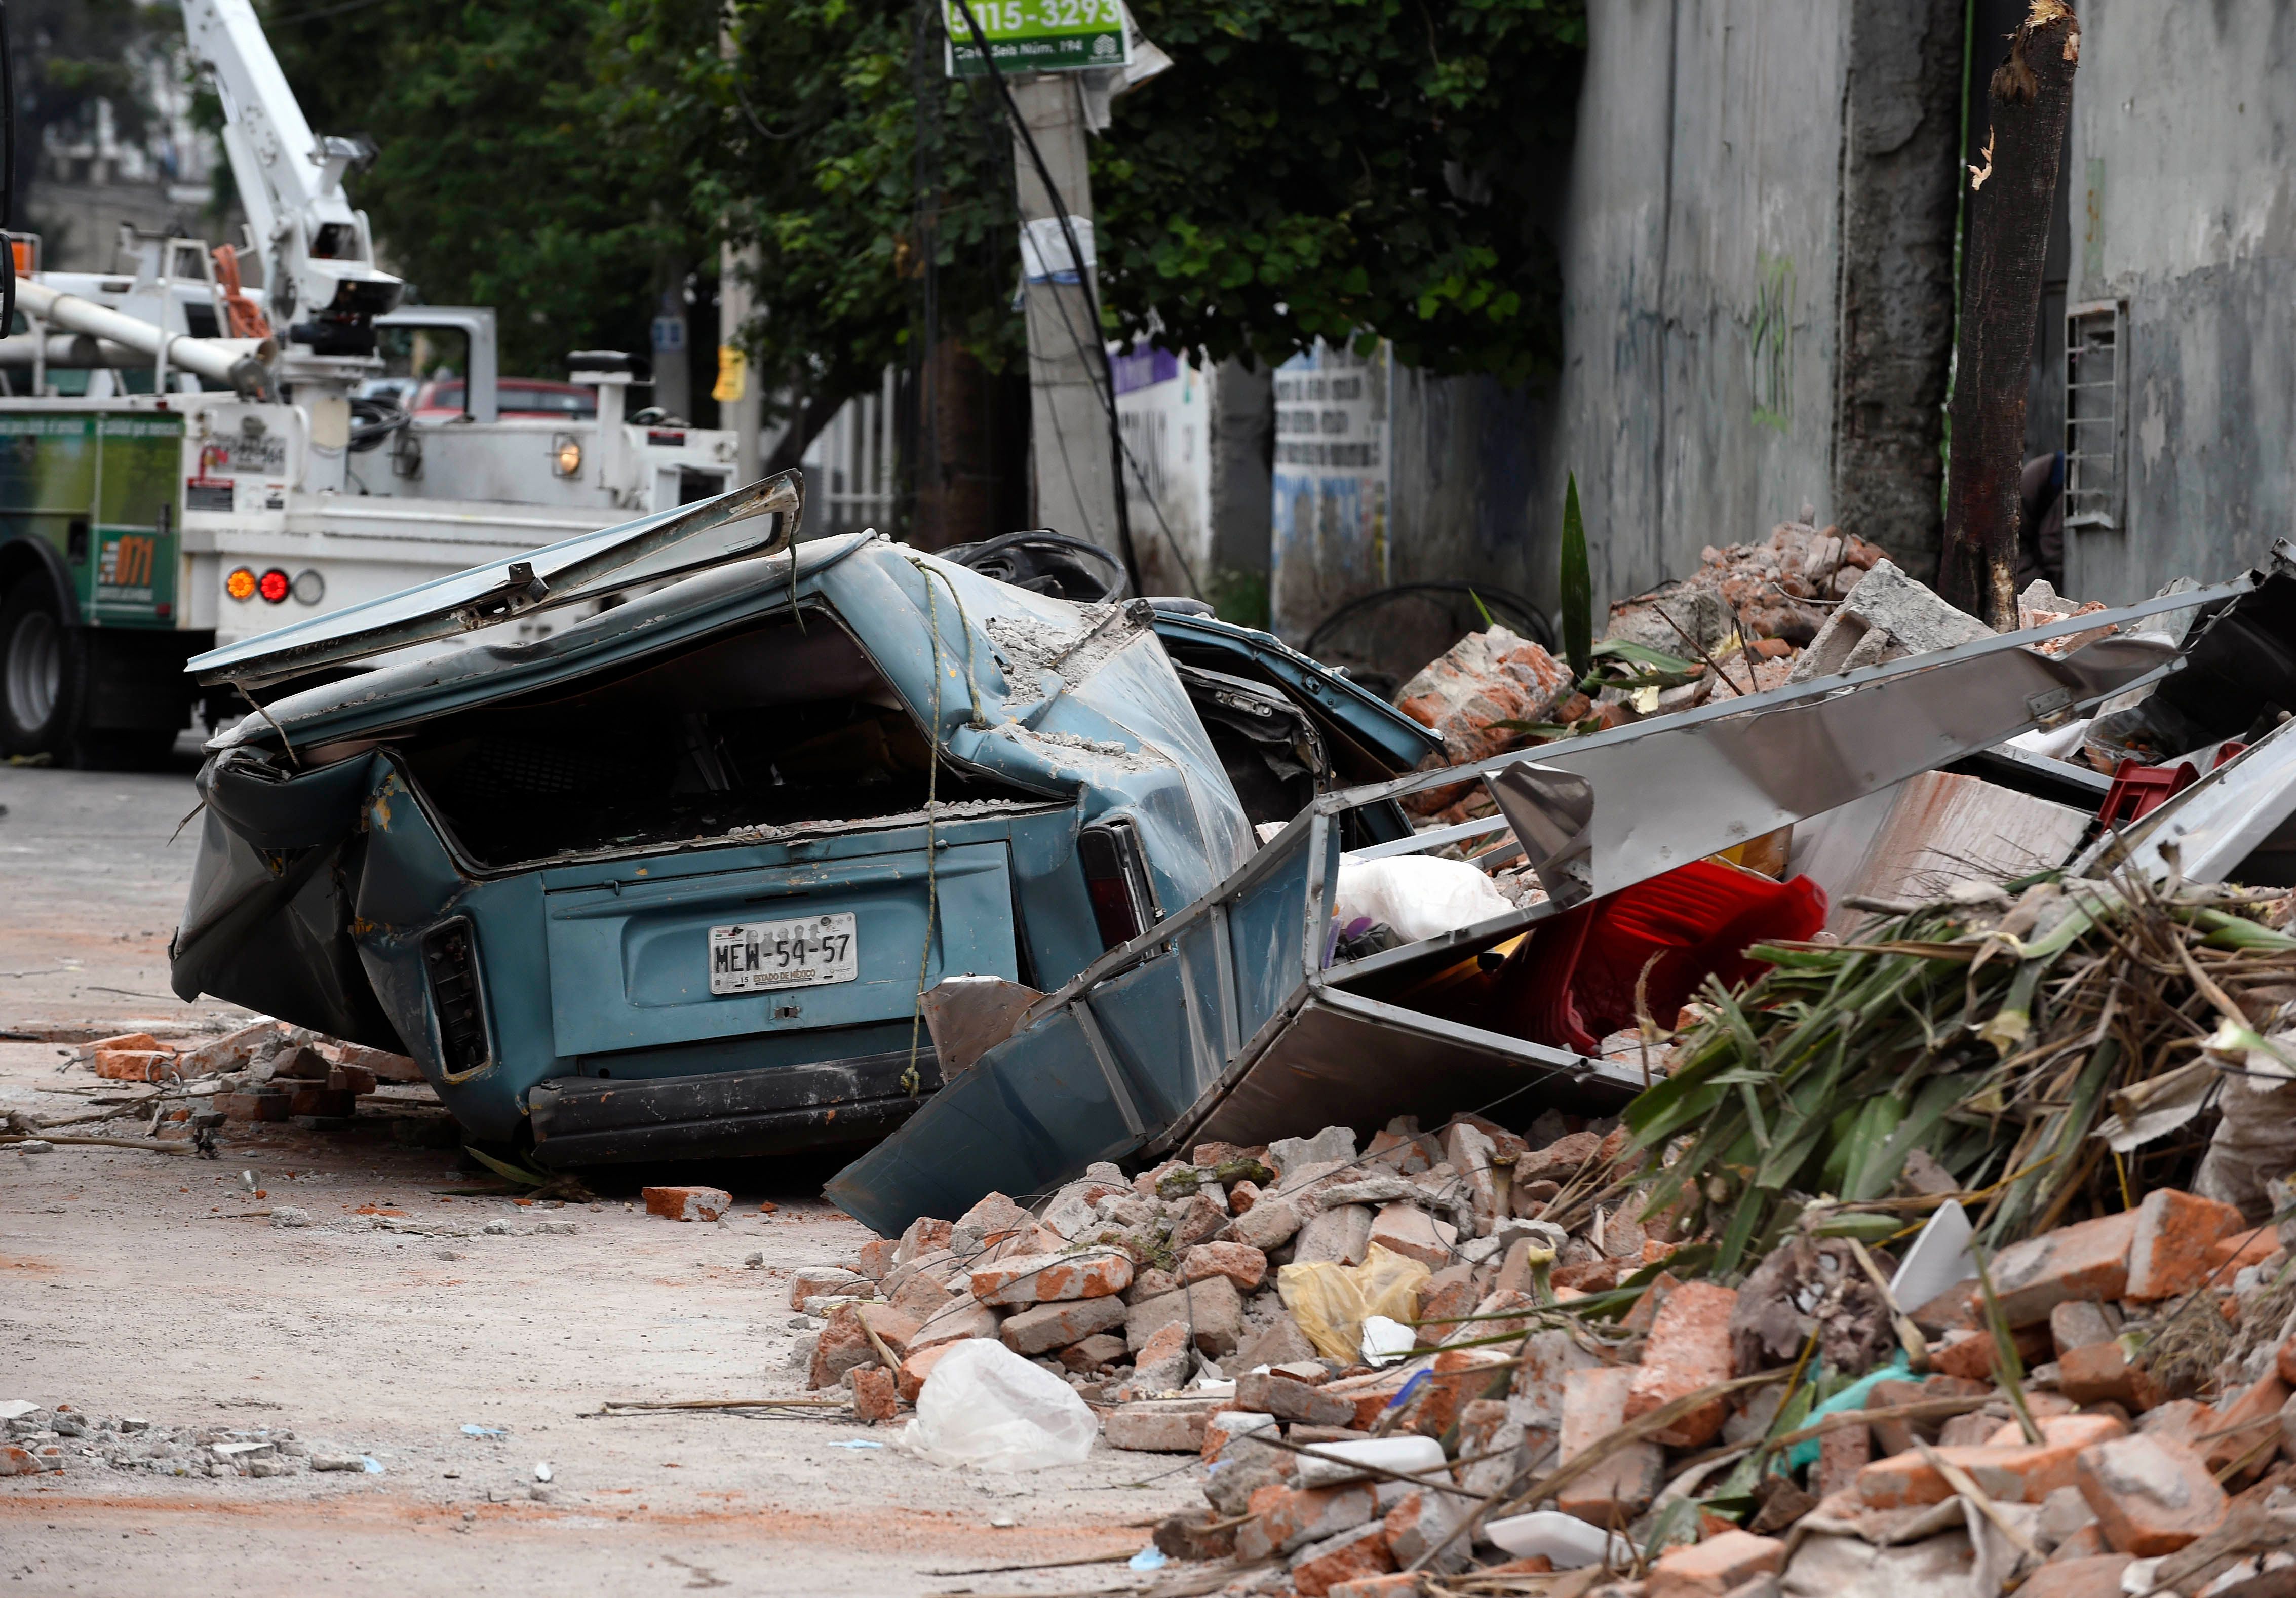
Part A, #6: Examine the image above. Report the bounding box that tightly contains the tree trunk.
[1938,2,2079,627]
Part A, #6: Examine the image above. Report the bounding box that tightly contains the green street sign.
[944,0,1130,77]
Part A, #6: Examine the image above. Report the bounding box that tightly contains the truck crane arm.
[181,0,403,360]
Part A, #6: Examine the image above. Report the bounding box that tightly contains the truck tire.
[0,580,82,762]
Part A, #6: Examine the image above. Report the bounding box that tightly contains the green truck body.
[0,411,184,628]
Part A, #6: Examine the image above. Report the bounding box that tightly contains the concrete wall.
[1264,0,1968,677]
[2062,3,2296,603]
[1552,0,1965,617]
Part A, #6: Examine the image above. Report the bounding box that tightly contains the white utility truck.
[0,0,736,763]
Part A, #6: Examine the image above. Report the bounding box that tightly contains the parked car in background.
[411,375,598,422]
[169,473,1442,1171]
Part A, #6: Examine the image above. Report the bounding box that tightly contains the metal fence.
[799,367,899,537]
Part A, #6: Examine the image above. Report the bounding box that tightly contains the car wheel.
[0,581,80,760]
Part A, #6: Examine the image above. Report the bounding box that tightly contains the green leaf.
[1560,472,1592,680]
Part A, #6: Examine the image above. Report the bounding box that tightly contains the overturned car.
[168,473,1442,1167]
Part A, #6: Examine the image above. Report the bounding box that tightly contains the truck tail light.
[421,919,491,1074]
[258,568,290,603]
[226,567,257,601]
[1077,821,1159,952]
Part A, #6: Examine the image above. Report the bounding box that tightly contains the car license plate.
[708,914,859,995]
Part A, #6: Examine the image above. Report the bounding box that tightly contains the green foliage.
[264,0,694,376]
[258,0,1583,417]
[1559,471,1590,679]
[1101,0,1584,383]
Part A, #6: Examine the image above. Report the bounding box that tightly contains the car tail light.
[225,566,257,601]
[1077,821,1159,951]
[421,919,491,1074]
[258,567,290,603]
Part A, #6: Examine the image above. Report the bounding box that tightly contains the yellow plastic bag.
[1275,1243,1433,1363]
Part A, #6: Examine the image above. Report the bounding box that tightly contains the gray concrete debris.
[1789,559,1993,682]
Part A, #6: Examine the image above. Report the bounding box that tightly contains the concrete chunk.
[999,1294,1126,1355]
[1126,1275,1246,1357]
[1295,1204,1375,1266]
[1367,1202,1455,1269]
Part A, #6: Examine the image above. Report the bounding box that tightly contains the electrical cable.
[939,26,1197,600]
[947,0,1207,601]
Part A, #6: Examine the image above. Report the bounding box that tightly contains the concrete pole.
[1009,74,1118,553]
[719,241,764,483]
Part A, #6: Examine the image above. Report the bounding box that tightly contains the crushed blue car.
[167,472,1443,1167]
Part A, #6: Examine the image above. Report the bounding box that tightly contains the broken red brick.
[1237,1481,1377,1559]
[896,1343,954,1404]
[1817,1417,1871,1498]
[1101,1401,1216,1454]
[2124,1189,2245,1301]
[1858,1413,2126,1508]
[2200,1375,2288,1479]
[858,1237,898,1279]
[999,1295,1126,1356]
[1058,1333,1129,1373]
[1645,1529,1785,1598]
[1291,1522,1396,1597]
[1557,1365,1664,1525]
[1624,1280,1737,1446]
[95,1047,175,1082]
[0,1445,41,1477]
[894,1215,953,1265]
[1202,1410,1279,1464]
[2018,1555,2134,1598]
[1402,1348,1511,1439]
[2074,1432,2227,1555]
[2207,1229,2279,1279]
[967,1249,1133,1306]
[1236,1372,1355,1428]
[1326,1575,1424,1598]
[851,1365,898,1424]
[1987,1212,2137,1326]
[1179,1241,1268,1293]
[642,1185,731,1223]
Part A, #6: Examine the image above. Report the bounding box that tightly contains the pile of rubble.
[807,1112,2296,1597]
[791,1114,1645,1434]
[1,1400,377,1479]
[3,1020,451,1157]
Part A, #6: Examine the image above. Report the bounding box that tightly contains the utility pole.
[1939,1,2080,627]
[718,241,764,483]
[1008,74,1119,563]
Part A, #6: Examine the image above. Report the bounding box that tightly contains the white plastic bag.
[1333,856,1514,944]
[901,1339,1099,1471]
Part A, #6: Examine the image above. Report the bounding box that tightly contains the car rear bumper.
[527,1046,943,1167]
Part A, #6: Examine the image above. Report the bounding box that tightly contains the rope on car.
[901,557,994,1097]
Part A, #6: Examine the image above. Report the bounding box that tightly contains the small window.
[2065,301,2126,530]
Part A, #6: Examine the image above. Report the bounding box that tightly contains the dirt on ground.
[0,760,1199,1596]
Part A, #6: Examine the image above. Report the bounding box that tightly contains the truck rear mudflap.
[527,1045,944,1166]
